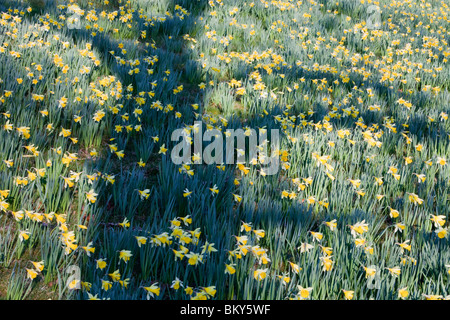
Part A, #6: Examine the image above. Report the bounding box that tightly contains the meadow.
[0,0,450,300]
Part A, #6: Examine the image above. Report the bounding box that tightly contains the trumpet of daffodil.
[30,260,44,272]
[86,189,98,204]
[356,189,366,197]
[11,210,24,221]
[104,174,115,185]
[404,157,413,165]
[241,222,252,232]
[151,232,173,246]
[87,293,100,300]
[68,279,80,290]
[413,173,426,183]
[96,258,107,270]
[19,230,31,242]
[81,281,92,291]
[396,240,411,253]
[306,196,316,204]
[82,242,95,256]
[170,218,181,228]
[3,160,13,168]
[138,189,150,200]
[309,231,323,242]
[320,256,334,271]
[143,283,160,299]
[259,253,271,265]
[119,217,130,229]
[386,266,401,277]
[178,233,192,246]
[171,226,183,237]
[60,222,69,233]
[26,268,38,280]
[277,273,290,285]
[191,291,208,300]
[435,227,448,239]
[297,286,312,299]
[430,214,446,228]
[235,235,248,245]
[445,265,450,275]
[183,188,192,198]
[137,159,146,167]
[398,287,409,299]
[171,277,183,290]
[69,171,82,183]
[119,250,132,263]
[363,266,377,278]
[62,176,75,188]
[101,280,112,291]
[86,173,98,184]
[324,219,337,231]
[253,229,265,239]
[252,245,266,257]
[115,150,125,159]
[109,269,121,282]
[59,128,71,138]
[185,286,194,296]
[394,222,406,234]
[135,236,147,247]
[202,286,216,297]
[119,278,130,289]
[228,250,242,260]
[44,212,55,223]
[35,168,46,178]
[342,289,354,300]
[209,184,219,196]
[54,213,67,225]
[299,242,314,253]
[173,248,186,261]
[348,179,361,189]
[232,193,242,203]
[319,245,333,256]
[0,199,9,212]
[254,268,268,281]
[423,294,443,300]
[374,176,383,186]
[238,245,249,256]
[159,144,167,155]
[289,261,301,274]
[348,220,369,237]
[354,238,366,247]
[225,263,236,275]
[407,193,423,205]
[185,252,203,266]
[388,207,399,218]
[281,190,290,199]
[27,170,37,182]
[180,215,192,226]
[201,241,218,254]
[93,110,106,122]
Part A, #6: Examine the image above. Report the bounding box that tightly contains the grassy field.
[0,0,450,300]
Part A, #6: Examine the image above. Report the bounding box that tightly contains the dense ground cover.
[1,0,450,300]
